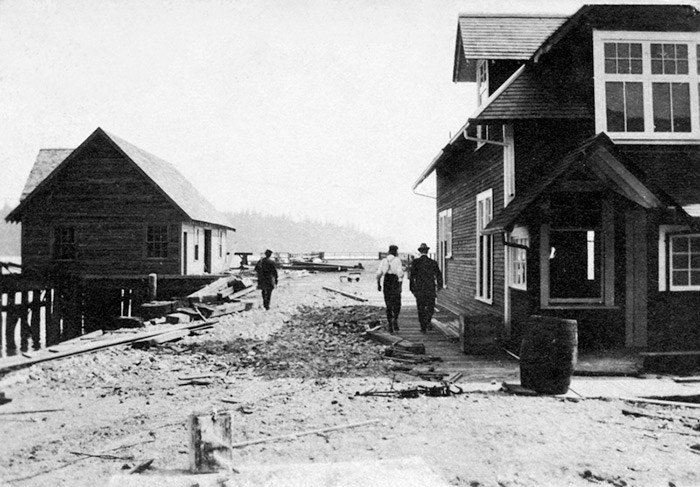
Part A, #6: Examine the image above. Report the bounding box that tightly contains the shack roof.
[7,128,235,230]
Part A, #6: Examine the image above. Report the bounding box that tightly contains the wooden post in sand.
[188,410,233,473]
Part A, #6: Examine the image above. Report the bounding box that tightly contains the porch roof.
[483,133,681,235]
[468,66,592,123]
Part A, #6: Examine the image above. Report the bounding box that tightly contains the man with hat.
[376,244,404,333]
[409,243,443,333]
[255,249,278,310]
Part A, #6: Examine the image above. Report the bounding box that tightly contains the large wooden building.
[414,5,700,351]
[6,128,235,279]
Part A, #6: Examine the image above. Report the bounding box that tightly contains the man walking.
[376,244,404,333]
[255,249,278,310]
[409,243,443,333]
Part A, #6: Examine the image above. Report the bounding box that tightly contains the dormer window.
[477,59,489,106]
[593,31,700,142]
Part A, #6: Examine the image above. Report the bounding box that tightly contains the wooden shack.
[6,127,235,278]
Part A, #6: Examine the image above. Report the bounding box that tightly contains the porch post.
[625,208,648,348]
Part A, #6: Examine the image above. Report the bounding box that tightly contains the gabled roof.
[454,14,568,82]
[469,66,592,122]
[19,149,73,201]
[483,133,682,235]
[7,128,235,230]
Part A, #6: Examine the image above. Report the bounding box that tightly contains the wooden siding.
[20,142,185,276]
[436,142,505,320]
[181,223,230,275]
[645,211,700,351]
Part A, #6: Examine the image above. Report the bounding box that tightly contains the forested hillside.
[226,210,382,253]
[0,206,383,257]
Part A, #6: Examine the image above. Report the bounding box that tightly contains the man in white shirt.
[376,244,404,333]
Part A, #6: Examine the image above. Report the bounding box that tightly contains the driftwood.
[230,419,380,449]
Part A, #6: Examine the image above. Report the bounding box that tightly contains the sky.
[0,0,681,251]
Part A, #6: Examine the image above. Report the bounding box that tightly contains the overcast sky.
[0,0,678,251]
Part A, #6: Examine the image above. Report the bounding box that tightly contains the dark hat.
[418,243,430,252]
[388,244,398,252]
[264,249,273,256]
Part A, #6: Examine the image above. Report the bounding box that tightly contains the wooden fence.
[1,274,223,357]
[0,276,82,357]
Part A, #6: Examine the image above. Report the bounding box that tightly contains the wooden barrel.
[519,315,578,394]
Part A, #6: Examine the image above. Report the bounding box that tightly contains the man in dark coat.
[255,249,278,310]
[409,243,443,333]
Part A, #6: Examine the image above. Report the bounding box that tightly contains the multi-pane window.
[605,42,643,74]
[438,208,452,286]
[476,189,493,302]
[53,226,76,260]
[594,31,700,140]
[669,234,700,290]
[651,43,688,74]
[146,225,168,258]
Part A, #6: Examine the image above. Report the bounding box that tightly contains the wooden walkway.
[392,306,520,383]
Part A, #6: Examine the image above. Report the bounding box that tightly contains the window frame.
[146,224,169,259]
[477,59,489,107]
[476,189,494,304]
[508,226,528,291]
[52,225,77,261]
[540,196,615,308]
[593,30,700,142]
[438,208,452,287]
[668,233,700,291]
[503,124,515,206]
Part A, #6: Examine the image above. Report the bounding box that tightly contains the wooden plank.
[207,302,247,318]
[640,351,700,357]
[620,396,700,409]
[132,329,190,349]
[367,330,425,354]
[0,319,218,372]
[321,286,368,302]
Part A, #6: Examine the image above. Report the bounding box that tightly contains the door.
[204,230,212,273]
[183,232,188,275]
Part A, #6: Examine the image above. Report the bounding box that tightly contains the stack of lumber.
[0,319,218,373]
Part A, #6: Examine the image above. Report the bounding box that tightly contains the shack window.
[146,225,169,258]
[669,234,700,290]
[53,226,76,260]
